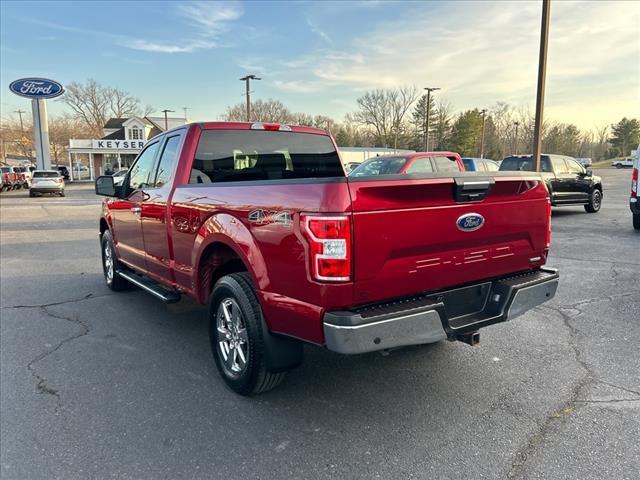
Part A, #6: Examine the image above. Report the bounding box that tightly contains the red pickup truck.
[96,122,558,395]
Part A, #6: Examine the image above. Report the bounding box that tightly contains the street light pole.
[423,87,440,151]
[532,0,551,172]
[480,108,488,158]
[514,121,520,154]
[240,74,261,122]
[161,109,175,131]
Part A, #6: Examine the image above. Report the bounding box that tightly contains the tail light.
[545,198,552,255]
[301,215,352,282]
[251,122,292,132]
[632,167,638,198]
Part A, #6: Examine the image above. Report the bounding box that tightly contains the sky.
[1,0,639,130]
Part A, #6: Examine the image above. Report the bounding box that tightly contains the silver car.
[30,170,65,197]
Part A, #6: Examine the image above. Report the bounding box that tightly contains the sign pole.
[31,98,52,170]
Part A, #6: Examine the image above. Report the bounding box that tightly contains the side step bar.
[116,270,181,303]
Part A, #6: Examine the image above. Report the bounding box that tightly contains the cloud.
[276,0,640,127]
[306,18,332,44]
[16,1,244,54]
[273,80,329,93]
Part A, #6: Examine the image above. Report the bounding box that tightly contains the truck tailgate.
[347,174,550,305]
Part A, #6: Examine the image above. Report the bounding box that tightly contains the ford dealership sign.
[9,78,64,99]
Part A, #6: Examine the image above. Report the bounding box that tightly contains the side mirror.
[95,175,118,197]
[584,169,593,177]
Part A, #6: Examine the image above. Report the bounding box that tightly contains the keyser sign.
[92,140,145,150]
[9,78,64,99]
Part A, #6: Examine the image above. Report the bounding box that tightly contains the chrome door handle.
[131,207,141,214]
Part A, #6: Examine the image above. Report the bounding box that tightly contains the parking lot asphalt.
[1,170,638,480]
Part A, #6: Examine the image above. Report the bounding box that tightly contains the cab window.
[432,156,460,172]
[551,157,569,174]
[128,142,159,190]
[565,158,584,174]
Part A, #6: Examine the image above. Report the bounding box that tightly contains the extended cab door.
[564,157,590,202]
[140,132,185,282]
[548,155,571,203]
[110,140,160,271]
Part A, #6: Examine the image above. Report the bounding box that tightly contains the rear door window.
[33,171,58,178]
[462,158,474,171]
[551,157,569,174]
[432,156,460,172]
[405,157,434,174]
[191,130,344,183]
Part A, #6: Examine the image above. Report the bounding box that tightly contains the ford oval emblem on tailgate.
[456,213,485,232]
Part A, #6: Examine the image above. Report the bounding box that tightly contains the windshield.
[500,156,552,172]
[192,130,344,183]
[349,157,408,176]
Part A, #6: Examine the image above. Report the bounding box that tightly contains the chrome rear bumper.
[323,267,559,354]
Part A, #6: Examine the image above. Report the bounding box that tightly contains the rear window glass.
[349,157,408,176]
[191,130,344,183]
[462,158,474,170]
[500,156,552,172]
[432,156,460,172]
[33,171,59,178]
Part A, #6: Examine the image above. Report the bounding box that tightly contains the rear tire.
[101,230,130,291]
[584,189,602,213]
[633,213,640,231]
[209,272,287,395]
[616,163,622,169]
[59,191,65,197]
[29,191,35,197]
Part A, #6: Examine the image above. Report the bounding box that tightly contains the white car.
[612,158,634,168]
[30,170,65,197]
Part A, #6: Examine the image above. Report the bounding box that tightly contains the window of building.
[128,127,142,140]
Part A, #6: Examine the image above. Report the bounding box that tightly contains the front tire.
[616,163,622,169]
[101,230,130,291]
[584,189,602,213]
[209,272,287,395]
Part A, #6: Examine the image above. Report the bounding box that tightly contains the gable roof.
[103,118,128,129]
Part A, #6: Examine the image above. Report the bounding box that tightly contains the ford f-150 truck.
[95,122,559,395]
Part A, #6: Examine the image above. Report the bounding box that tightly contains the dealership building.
[67,116,186,180]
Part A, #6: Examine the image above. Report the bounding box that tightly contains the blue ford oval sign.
[456,213,485,232]
[9,78,64,99]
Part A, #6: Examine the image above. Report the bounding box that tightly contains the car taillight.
[301,215,352,282]
[632,167,638,198]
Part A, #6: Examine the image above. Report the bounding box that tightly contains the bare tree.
[224,98,298,124]
[59,79,151,137]
[353,86,419,146]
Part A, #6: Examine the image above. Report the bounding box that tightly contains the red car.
[96,122,558,395]
[349,152,464,176]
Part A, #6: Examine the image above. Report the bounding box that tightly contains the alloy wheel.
[216,298,249,376]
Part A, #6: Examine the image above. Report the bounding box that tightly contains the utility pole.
[423,87,440,151]
[182,106,189,121]
[161,109,174,131]
[514,121,520,154]
[480,108,488,158]
[532,0,551,172]
[240,74,261,122]
[14,110,26,137]
[14,109,28,158]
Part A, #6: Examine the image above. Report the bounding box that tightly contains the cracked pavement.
[1,171,639,479]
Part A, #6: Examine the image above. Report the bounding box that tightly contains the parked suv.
[500,154,603,213]
[30,170,65,197]
[461,157,500,172]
